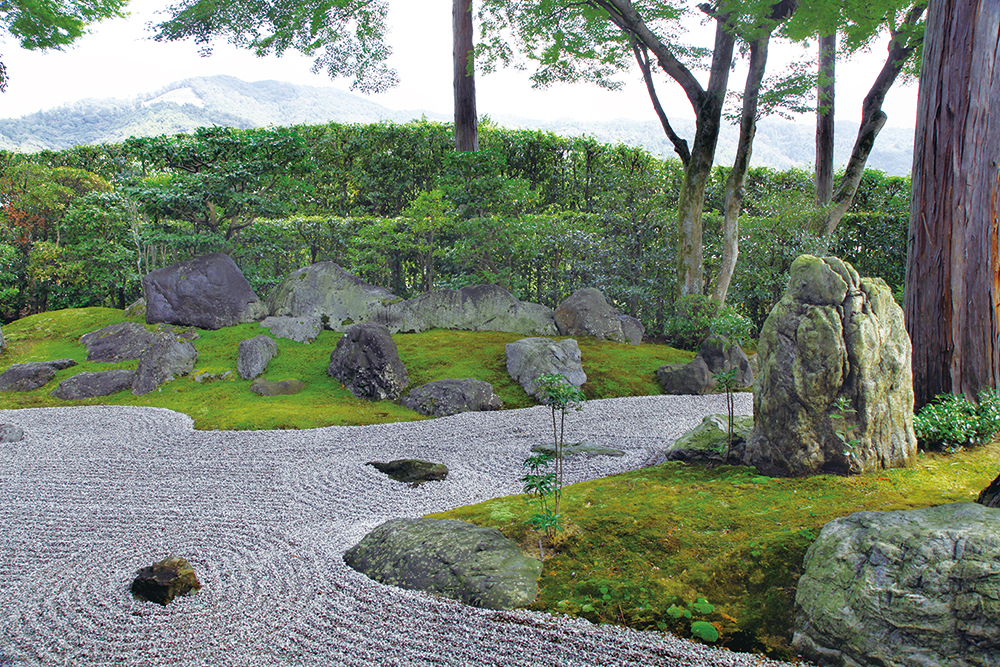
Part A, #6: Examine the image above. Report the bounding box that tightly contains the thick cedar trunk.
[815,32,835,207]
[712,35,769,306]
[817,5,924,238]
[905,0,1000,411]
[453,0,478,152]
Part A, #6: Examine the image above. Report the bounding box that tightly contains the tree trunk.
[712,35,769,306]
[905,0,1000,411]
[815,32,835,207]
[453,0,478,152]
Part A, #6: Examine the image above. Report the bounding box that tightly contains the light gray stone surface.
[237,335,278,381]
[401,378,502,417]
[555,287,643,345]
[132,332,197,395]
[505,337,586,400]
[794,503,1000,667]
[265,262,396,331]
[260,315,323,343]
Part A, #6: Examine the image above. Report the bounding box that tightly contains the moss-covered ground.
[2,307,995,660]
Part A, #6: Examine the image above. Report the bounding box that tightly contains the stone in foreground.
[143,253,267,330]
[80,322,156,362]
[265,261,395,331]
[344,518,541,610]
[401,378,502,417]
[978,473,1000,508]
[793,503,1000,667]
[130,556,202,606]
[745,255,916,476]
[367,459,449,484]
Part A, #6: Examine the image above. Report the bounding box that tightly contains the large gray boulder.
[328,322,409,401]
[80,322,156,362]
[344,518,542,610]
[555,288,643,344]
[401,378,502,417]
[657,335,753,395]
[505,337,586,400]
[266,262,396,332]
[745,255,916,476]
[143,253,267,330]
[793,503,1000,667]
[0,359,77,392]
[378,284,557,336]
[132,331,198,395]
[51,369,137,400]
[260,315,323,343]
[237,335,278,380]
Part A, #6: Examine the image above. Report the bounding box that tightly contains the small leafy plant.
[914,388,1000,451]
[535,373,586,516]
[521,451,560,543]
[830,396,861,471]
[712,368,739,462]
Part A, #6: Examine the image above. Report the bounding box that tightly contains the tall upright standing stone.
[745,255,916,476]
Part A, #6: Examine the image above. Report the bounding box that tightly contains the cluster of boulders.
[656,335,754,396]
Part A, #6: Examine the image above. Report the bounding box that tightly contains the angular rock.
[978,473,1000,508]
[505,337,586,400]
[745,255,916,476]
[656,357,714,395]
[130,556,202,606]
[401,378,502,417]
[123,297,146,319]
[531,441,625,458]
[143,253,268,330]
[367,459,449,484]
[0,424,24,443]
[555,288,644,344]
[260,315,323,343]
[265,262,396,331]
[344,518,542,610]
[328,322,409,401]
[663,414,755,463]
[378,284,557,336]
[237,335,278,380]
[80,322,156,362]
[793,503,1000,667]
[0,359,77,392]
[132,331,197,395]
[249,378,305,396]
[51,369,137,400]
[697,336,754,387]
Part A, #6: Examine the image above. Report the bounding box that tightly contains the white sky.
[0,0,919,128]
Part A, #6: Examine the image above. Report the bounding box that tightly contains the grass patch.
[433,441,998,659]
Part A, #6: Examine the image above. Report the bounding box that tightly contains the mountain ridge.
[0,74,914,176]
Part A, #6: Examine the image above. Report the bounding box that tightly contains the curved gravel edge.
[0,395,807,666]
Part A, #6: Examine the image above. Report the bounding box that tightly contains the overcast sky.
[0,0,920,128]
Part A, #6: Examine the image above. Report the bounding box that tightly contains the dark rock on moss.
[0,359,77,392]
[80,322,156,362]
[401,378,502,417]
[51,369,136,400]
[344,518,541,610]
[328,322,408,401]
[367,459,449,484]
[130,556,202,606]
[250,378,304,396]
[555,287,644,345]
[132,332,197,395]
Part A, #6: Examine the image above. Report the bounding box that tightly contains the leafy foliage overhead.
[153,0,397,93]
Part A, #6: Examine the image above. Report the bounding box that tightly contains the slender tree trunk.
[816,5,925,238]
[453,0,478,152]
[815,32,836,206]
[905,0,1000,411]
[712,35,769,306]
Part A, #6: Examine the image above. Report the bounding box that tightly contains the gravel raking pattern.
[0,396,803,666]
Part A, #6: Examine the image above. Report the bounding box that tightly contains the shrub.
[914,389,1000,450]
[663,295,754,352]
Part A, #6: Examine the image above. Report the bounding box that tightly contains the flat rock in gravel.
[130,556,202,606]
[80,322,156,362]
[260,315,323,343]
[344,518,541,610]
[367,459,449,484]
[401,378,502,417]
[531,441,625,458]
[51,369,137,400]
[237,335,278,380]
[0,359,77,392]
[0,423,23,442]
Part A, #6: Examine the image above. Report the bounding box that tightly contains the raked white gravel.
[0,395,807,666]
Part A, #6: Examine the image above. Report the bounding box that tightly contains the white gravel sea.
[0,394,807,666]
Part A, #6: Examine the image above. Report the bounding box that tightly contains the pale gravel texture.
[0,395,804,666]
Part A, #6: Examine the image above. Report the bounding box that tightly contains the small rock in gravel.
[130,556,202,606]
[367,459,449,485]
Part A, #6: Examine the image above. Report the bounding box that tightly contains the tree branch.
[631,38,690,167]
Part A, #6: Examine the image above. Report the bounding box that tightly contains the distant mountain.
[0,75,914,176]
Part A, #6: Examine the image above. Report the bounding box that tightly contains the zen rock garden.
[2,251,998,666]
